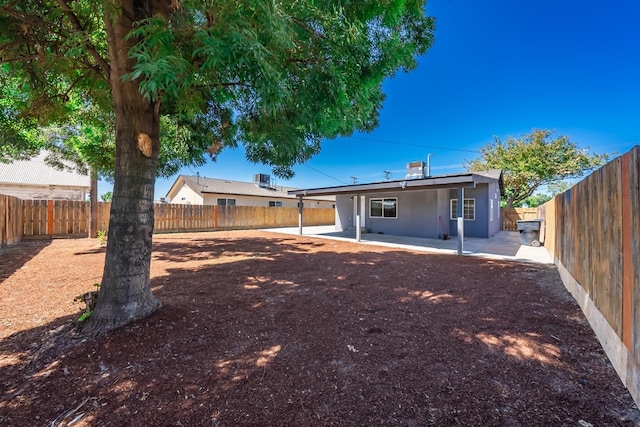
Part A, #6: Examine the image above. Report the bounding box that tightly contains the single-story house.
[0,151,90,200]
[165,174,335,208]
[288,164,504,254]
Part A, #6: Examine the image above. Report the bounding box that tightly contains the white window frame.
[217,198,236,206]
[450,198,475,220]
[369,197,398,219]
[268,200,283,207]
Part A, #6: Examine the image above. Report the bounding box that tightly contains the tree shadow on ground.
[0,240,51,283]
[1,233,638,426]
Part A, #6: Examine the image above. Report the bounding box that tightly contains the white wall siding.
[0,184,87,200]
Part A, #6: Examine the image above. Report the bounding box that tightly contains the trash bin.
[517,219,544,246]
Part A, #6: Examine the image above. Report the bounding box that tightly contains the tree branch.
[291,17,326,41]
[54,0,111,79]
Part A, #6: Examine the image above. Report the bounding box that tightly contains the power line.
[349,136,480,153]
[302,164,349,185]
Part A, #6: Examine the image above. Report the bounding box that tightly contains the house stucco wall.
[448,183,497,238]
[170,185,203,205]
[487,182,502,236]
[335,194,353,230]
[361,190,451,239]
[333,183,497,239]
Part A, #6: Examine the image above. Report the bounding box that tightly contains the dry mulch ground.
[0,230,638,426]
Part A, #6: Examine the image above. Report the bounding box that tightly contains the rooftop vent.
[253,173,271,188]
[405,161,426,180]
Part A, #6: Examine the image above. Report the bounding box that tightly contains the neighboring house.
[0,151,90,200]
[289,162,504,239]
[164,174,335,208]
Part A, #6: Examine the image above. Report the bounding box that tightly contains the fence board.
[21,200,48,238]
[537,146,640,403]
[501,207,538,231]
[629,147,640,363]
[7,199,334,240]
[1,194,22,247]
[97,202,111,232]
[0,195,5,247]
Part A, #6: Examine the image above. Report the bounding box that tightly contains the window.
[217,198,236,206]
[370,198,397,218]
[490,199,494,221]
[268,200,283,207]
[450,198,475,220]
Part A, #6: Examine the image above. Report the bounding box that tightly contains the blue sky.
[101,0,640,198]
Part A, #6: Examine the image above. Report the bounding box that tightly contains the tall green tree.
[466,129,610,208]
[1,0,435,333]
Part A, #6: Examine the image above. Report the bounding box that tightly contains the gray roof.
[288,170,504,197]
[0,151,90,187]
[169,175,335,201]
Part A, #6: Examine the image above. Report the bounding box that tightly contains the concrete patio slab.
[261,225,553,265]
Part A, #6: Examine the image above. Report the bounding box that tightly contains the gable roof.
[166,175,334,201]
[0,151,90,187]
[288,170,504,197]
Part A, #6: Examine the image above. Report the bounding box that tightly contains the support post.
[298,196,303,235]
[355,195,361,242]
[457,187,464,255]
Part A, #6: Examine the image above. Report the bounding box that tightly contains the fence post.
[1,195,7,248]
[46,200,54,235]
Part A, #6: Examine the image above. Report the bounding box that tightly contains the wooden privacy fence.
[22,199,89,238]
[153,204,334,232]
[1,194,22,247]
[1,198,335,240]
[500,207,538,230]
[537,145,640,407]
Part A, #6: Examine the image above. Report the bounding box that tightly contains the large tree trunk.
[84,0,163,334]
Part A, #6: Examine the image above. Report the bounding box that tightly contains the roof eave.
[288,175,477,197]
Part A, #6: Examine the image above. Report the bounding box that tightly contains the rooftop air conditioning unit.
[253,173,271,188]
[405,161,426,179]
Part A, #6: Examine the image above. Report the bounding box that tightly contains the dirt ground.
[0,230,638,426]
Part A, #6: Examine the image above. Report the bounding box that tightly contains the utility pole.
[383,170,391,181]
[350,176,358,184]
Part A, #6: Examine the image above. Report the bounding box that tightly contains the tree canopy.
[466,129,610,208]
[1,0,435,332]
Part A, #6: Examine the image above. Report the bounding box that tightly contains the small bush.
[97,230,107,246]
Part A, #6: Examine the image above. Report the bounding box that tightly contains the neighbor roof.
[288,170,504,197]
[167,175,334,201]
[0,151,90,187]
